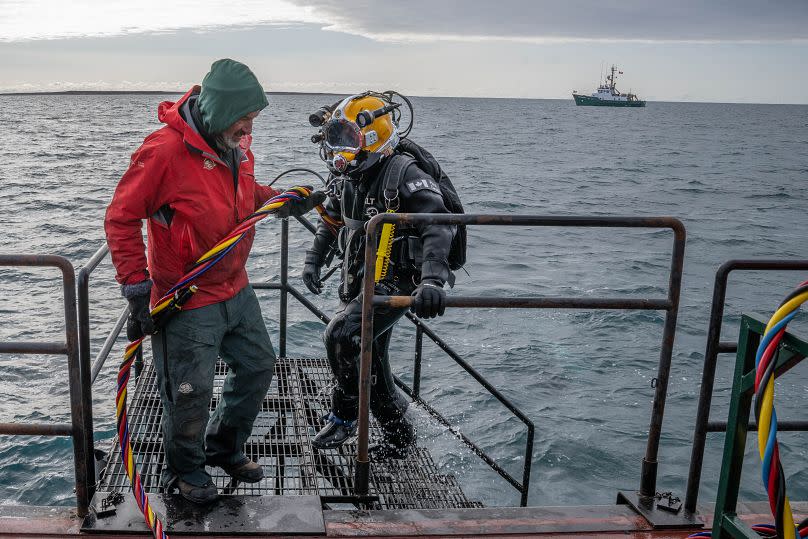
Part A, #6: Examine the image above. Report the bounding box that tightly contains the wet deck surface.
[96,356,478,510]
[4,501,807,537]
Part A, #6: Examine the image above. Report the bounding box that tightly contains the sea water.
[0,94,806,507]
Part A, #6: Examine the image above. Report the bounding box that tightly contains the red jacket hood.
[157,86,216,156]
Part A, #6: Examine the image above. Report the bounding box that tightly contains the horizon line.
[0,89,806,106]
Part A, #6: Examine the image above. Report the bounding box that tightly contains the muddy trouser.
[324,281,414,426]
[151,285,276,488]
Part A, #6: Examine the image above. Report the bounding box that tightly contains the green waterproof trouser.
[151,285,275,487]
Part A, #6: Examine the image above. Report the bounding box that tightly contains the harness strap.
[381,154,416,209]
[342,215,365,231]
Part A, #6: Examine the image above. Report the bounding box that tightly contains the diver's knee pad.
[324,311,361,380]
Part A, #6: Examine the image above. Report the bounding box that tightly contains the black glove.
[123,282,155,341]
[410,280,446,319]
[302,250,323,294]
[276,188,327,218]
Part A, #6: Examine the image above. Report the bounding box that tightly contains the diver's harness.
[333,155,427,301]
[116,186,326,539]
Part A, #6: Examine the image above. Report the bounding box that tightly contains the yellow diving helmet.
[320,92,401,175]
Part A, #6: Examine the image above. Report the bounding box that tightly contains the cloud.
[0,0,322,41]
[3,0,805,44]
[291,0,808,43]
[6,0,808,43]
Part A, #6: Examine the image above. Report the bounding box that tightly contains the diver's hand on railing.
[410,280,446,318]
[275,187,326,218]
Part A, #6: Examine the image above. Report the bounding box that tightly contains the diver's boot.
[369,417,416,461]
[312,413,356,450]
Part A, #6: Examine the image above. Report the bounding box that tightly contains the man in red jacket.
[105,59,323,504]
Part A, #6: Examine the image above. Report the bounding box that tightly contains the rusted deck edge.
[1,501,806,538]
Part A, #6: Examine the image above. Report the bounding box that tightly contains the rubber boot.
[312,413,356,450]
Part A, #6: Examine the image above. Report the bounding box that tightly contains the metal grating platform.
[97,356,479,510]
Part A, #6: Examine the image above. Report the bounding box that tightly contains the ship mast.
[610,65,617,93]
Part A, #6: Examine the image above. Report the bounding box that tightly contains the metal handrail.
[72,213,684,510]
[355,214,687,506]
[0,254,92,517]
[684,259,808,514]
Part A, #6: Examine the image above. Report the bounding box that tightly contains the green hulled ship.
[573,65,645,107]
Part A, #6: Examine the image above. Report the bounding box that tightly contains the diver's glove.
[302,250,323,295]
[410,279,446,319]
[122,280,155,341]
[275,188,327,218]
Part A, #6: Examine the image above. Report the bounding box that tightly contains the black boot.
[312,413,356,450]
[178,478,219,504]
[369,416,416,461]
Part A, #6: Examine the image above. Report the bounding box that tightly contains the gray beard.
[215,134,240,152]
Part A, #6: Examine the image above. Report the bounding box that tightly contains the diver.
[302,91,462,459]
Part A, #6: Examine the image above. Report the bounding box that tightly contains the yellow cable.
[766,291,808,332]
[758,382,774,459]
[196,235,241,264]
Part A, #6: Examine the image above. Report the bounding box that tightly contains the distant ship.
[573,65,646,107]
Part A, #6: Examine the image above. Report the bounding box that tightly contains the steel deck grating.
[97,356,479,509]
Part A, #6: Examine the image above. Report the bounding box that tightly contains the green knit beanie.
[197,59,269,134]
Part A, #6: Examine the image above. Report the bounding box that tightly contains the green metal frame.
[712,314,808,538]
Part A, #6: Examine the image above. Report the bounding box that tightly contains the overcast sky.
[1,0,807,102]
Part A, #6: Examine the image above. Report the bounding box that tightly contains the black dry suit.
[306,145,456,426]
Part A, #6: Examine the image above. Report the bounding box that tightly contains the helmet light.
[331,154,348,173]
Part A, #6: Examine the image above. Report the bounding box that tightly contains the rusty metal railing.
[355,214,687,507]
[0,254,92,517]
[5,213,684,514]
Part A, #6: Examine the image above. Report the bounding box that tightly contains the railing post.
[76,267,97,503]
[59,260,90,517]
[685,262,731,513]
[279,218,289,358]
[413,325,423,399]
[639,221,685,498]
[355,214,382,496]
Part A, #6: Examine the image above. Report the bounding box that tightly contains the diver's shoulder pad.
[403,177,442,195]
